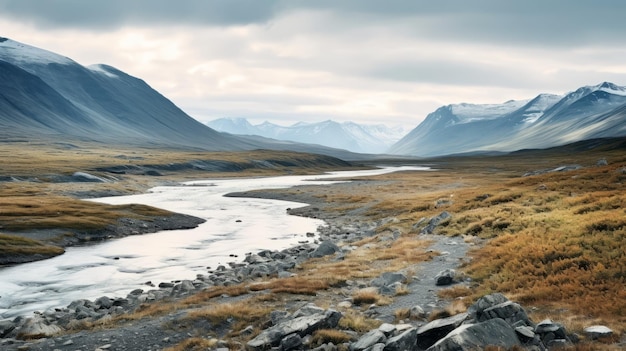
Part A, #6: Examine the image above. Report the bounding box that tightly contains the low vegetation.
[1,138,625,349]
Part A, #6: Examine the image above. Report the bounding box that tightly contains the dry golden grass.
[351,290,392,306]
[0,233,64,257]
[185,301,270,325]
[338,310,382,332]
[180,285,250,305]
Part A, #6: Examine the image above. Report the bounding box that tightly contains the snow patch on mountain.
[0,37,74,66]
[450,99,529,123]
[88,64,120,79]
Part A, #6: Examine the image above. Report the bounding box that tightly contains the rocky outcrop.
[247,307,342,350]
[427,318,520,351]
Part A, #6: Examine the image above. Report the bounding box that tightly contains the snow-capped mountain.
[207,118,407,154]
[0,37,367,160]
[388,82,626,157]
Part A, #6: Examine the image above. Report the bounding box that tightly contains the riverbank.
[0,175,476,351]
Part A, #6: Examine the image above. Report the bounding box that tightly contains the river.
[0,166,428,319]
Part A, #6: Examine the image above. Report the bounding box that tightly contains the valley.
[0,139,624,350]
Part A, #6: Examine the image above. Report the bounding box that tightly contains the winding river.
[0,166,428,320]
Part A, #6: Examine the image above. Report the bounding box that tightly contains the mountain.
[207,118,407,154]
[0,37,368,160]
[388,83,626,157]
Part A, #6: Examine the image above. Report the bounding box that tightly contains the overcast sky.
[2,0,626,129]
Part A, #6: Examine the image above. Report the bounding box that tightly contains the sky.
[1,0,626,130]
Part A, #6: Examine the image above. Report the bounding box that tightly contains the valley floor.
[1,140,625,350]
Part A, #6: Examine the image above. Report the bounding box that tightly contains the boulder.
[420,211,451,235]
[310,241,341,258]
[416,312,468,349]
[468,293,509,319]
[247,309,342,350]
[584,325,613,340]
[350,329,387,351]
[427,318,521,351]
[383,327,417,351]
[478,300,533,327]
[18,314,63,337]
[434,269,456,286]
[0,319,16,338]
[94,296,113,310]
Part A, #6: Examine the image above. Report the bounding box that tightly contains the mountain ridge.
[0,37,368,160]
[207,118,407,154]
[389,82,626,157]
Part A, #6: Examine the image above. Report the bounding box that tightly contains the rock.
[478,300,533,327]
[597,158,608,166]
[350,329,387,351]
[371,272,407,288]
[535,319,569,345]
[420,211,451,235]
[94,296,113,309]
[434,269,456,286]
[514,325,536,343]
[0,320,16,338]
[281,333,303,351]
[409,305,426,319]
[583,325,613,340]
[416,312,469,349]
[310,241,341,258]
[158,282,175,288]
[244,253,268,264]
[377,323,396,337]
[427,318,521,351]
[247,309,342,350]
[270,310,291,326]
[468,293,510,319]
[19,315,63,337]
[383,327,417,351]
[292,303,325,318]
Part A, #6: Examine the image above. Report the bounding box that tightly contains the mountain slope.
[389,83,626,157]
[207,118,406,153]
[0,37,371,159]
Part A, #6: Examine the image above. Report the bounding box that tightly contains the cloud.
[1,1,626,129]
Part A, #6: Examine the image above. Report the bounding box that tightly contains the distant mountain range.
[0,37,364,160]
[2,37,625,159]
[207,118,407,154]
[389,82,626,157]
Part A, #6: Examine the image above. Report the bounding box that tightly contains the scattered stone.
[584,325,613,340]
[420,211,451,235]
[247,308,341,350]
[371,272,406,288]
[434,269,456,286]
[597,158,608,166]
[409,305,426,319]
[309,240,341,258]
